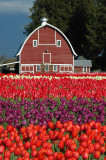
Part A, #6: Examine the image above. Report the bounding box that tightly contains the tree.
[0,56,17,73]
[0,55,8,64]
[24,0,106,71]
[67,0,99,59]
[93,0,106,71]
[24,0,73,35]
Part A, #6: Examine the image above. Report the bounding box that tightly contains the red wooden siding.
[69,66,72,71]
[21,65,34,74]
[44,54,51,64]
[74,67,83,73]
[74,67,90,73]
[39,27,55,44]
[21,26,73,66]
[30,66,33,71]
[87,67,90,72]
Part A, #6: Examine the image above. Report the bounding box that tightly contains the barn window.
[53,65,57,71]
[57,40,61,47]
[21,65,34,74]
[33,40,37,47]
[44,65,49,72]
[36,65,41,71]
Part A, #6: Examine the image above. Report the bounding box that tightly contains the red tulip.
[58,140,64,150]
[82,151,89,159]
[94,151,101,159]
[0,146,5,154]
[65,149,72,158]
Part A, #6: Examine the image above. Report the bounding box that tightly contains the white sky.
[0,0,35,14]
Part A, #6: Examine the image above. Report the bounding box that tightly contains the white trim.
[73,55,74,73]
[16,23,77,56]
[21,63,72,66]
[53,65,57,72]
[55,30,56,44]
[21,71,34,74]
[56,40,61,47]
[43,53,51,64]
[59,65,73,73]
[83,67,87,73]
[21,65,34,74]
[33,40,37,47]
[38,44,56,45]
[36,65,41,72]
[20,63,74,73]
[38,30,39,45]
[0,61,19,67]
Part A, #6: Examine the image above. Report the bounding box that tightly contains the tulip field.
[0,73,106,160]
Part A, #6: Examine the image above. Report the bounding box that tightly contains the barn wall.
[21,26,73,66]
[39,27,55,44]
[87,67,90,72]
[21,64,73,74]
[74,67,91,73]
[74,67,83,73]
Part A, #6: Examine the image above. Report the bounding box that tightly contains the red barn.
[74,60,92,73]
[16,17,92,74]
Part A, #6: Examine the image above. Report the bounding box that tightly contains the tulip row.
[0,73,106,79]
[0,76,106,100]
[0,121,106,160]
[0,97,105,129]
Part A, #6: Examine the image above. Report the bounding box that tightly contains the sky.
[0,0,35,59]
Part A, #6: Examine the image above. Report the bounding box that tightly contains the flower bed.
[0,121,106,160]
[0,73,106,159]
[0,97,105,129]
[0,75,106,100]
[0,73,106,79]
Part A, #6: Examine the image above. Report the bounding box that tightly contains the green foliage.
[24,0,106,71]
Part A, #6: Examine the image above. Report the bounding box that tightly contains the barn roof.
[16,22,77,56]
[74,60,92,67]
[0,61,19,67]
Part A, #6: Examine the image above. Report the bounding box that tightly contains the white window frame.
[57,40,61,47]
[59,65,72,73]
[44,65,49,72]
[53,65,57,72]
[21,65,34,74]
[33,40,37,47]
[83,67,87,73]
[36,65,41,72]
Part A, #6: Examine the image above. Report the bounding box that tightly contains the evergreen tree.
[24,0,73,35]
[93,0,106,70]
[24,0,106,70]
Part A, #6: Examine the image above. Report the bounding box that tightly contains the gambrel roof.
[16,22,77,56]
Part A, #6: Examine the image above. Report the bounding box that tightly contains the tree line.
[24,0,106,71]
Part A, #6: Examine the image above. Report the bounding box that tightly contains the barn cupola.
[40,17,48,26]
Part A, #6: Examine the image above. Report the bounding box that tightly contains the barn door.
[43,53,51,64]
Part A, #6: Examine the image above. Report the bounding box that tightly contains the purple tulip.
[21,120,27,126]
